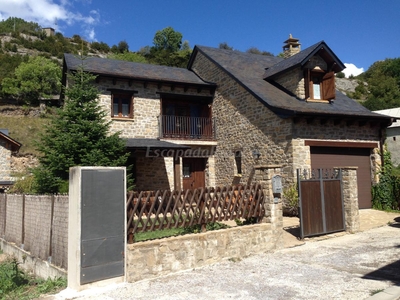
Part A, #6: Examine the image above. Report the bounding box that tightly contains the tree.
[146,27,191,67]
[1,56,61,105]
[362,58,400,110]
[33,66,129,193]
[246,47,274,56]
[219,42,233,50]
[117,40,129,53]
[153,27,182,52]
[109,51,147,63]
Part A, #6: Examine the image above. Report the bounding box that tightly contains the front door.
[182,158,206,190]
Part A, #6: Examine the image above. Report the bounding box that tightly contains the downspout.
[379,122,388,170]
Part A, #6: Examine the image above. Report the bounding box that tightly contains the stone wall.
[274,55,328,99]
[0,141,12,181]
[93,77,217,190]
[96,78,212,138]
[191,52,293,187]
[135,156,173,191]
[341,167,360,232]
[292,118,382,182]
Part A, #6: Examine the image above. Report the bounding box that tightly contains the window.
[234,151,242,175]
[112,93,133,118]
[304,69,335,102]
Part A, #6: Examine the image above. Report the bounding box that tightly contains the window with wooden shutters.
[304,69,336,102]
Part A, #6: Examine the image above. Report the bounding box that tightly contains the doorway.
[182,158,206,189]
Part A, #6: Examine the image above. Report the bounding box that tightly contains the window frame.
[111,92,134,119]
[304,69,335,102]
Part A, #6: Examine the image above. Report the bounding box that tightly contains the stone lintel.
[255,164,283,169]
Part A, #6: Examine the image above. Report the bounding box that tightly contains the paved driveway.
[57,211,400,300]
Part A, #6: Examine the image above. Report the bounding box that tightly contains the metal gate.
[297,168,345,239]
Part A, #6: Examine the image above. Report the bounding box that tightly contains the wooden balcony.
[159,115,216,140]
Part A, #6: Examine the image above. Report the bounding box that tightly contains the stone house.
[0,129,21,192]
[62,36,392,209]
[375,107,400,167]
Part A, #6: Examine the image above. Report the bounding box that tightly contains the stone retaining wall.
[127,223,278,282]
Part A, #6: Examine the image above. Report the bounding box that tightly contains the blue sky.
[0,0,399,77]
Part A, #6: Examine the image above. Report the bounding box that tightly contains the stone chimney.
[283,34,300,58]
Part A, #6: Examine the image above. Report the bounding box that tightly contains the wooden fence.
[126,183,265,243]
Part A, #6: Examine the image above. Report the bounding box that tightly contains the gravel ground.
[54,224,400,300]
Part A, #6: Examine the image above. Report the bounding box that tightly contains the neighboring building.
[375,108,400,166]
[42,27,55,37]
[0,129,22,192]
[61,36,392,209]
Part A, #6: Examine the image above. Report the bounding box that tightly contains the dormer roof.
[263,41,345,80]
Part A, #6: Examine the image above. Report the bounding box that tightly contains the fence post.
[21,194,25,249]
[253,165,283,249]
[339,167,360,233]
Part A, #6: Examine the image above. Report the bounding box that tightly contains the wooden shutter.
[111,93,115,116]
[129,95,134,118]
[322,71,335,100]
[303,69,311,99]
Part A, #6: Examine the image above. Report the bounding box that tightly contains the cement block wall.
[0,194,68,271]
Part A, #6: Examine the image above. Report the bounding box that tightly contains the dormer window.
[304,68,335,102]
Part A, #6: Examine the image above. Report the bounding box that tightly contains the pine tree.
[34,66,129,193]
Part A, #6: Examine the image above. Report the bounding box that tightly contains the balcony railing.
[159,115,216,140]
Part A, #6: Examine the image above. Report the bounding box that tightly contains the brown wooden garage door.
[310,147,372,209]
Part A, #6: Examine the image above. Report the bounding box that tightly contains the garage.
[310,146,373,209]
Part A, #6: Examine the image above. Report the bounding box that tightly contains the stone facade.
[341,167,360,233]
[0,140,12,181]
[85,77,217,191]
[191,52,293,187]
[190,49,383,213]
[275,55,327,100]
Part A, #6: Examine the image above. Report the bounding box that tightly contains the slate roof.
[189,45,391,122]
[63,53,214,87]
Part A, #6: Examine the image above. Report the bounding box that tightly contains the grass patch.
[0,256,66,299]
[0,114,50,155]
[134,227,185,242]
[133,222,231,242]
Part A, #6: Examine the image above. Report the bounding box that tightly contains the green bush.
[372,148,400,211]
[283,183,299,216]
[0,256,66,299]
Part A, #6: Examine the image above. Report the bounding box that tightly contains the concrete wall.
[386,126,400,167]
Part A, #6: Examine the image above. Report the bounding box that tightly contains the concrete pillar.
[68,167,126,291]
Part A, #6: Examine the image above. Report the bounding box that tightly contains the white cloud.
[343,63,364,78]
[0,0,99,41]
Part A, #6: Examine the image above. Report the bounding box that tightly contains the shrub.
[372,148,400,210]
[283,183,299,216]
